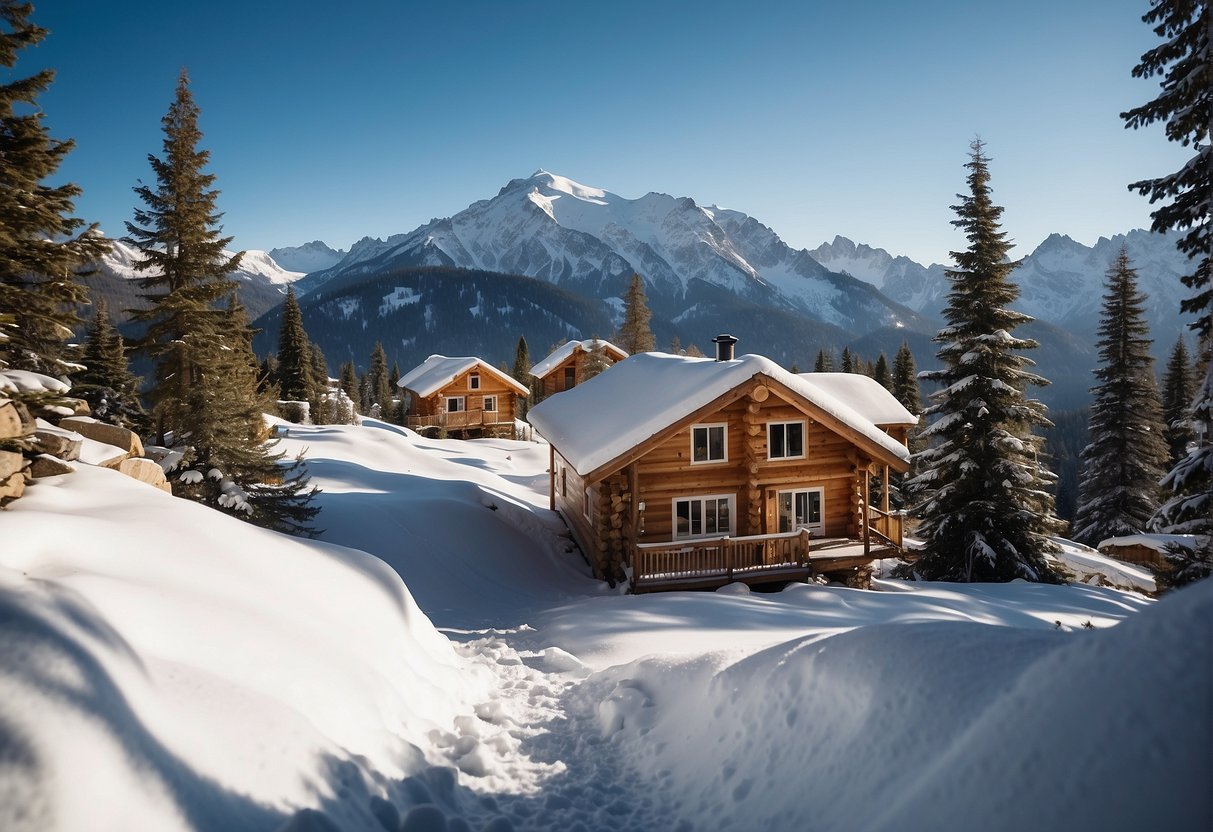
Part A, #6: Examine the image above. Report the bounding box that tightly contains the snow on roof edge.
[397,355,528,398]
[530,339,628,379]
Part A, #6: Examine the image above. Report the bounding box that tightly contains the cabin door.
[776,487,824,536]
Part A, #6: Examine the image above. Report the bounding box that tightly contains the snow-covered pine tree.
[0,2,107,407]
[1123,0,1213,584]
[910,140,1063,583]
[1070,248,1169,546]
[1161,336,1197,467]
[617,274,655,354]
[127,71,317,533]
[74,298,147,431]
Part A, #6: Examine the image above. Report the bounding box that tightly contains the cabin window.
[445,396,465,413]
[673,494,734,539]
[777,487,824,535]
[563,367,576,391]
[583,487,592,519]
[483,395,497,412]
[768,421,806,460]
[561,467,567,498]
[691,423,727,464]
[469,373,481,390]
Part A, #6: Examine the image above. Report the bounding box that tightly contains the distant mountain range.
[267,240,347,274]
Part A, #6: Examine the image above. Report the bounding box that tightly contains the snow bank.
[573,580,1210,831]
[0,464,481,830]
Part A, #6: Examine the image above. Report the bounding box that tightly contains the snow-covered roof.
[1097,534,1200,553]
[530,339,628,379]
[528,352,913,478]
[397,355,529,398]
[796,373,917,426]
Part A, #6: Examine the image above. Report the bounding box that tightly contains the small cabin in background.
[527,335,917,592]
[397,355,529,437]
[530,338,628,399]
[1097,534,1199,570]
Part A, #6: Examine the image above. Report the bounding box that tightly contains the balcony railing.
[633,528,812,589]
[405,409,509,431]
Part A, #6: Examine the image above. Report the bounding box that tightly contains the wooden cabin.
[1097,534,1198,569]
[397,355,529,437]
[530,339,629,399]
[527,338,917,592]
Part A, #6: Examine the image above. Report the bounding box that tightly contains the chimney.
[712,334,738,362]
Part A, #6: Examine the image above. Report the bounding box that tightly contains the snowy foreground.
[1,419,1208,831]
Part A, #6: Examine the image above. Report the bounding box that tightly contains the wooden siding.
[405,366,519,428]
[538,348,625,399]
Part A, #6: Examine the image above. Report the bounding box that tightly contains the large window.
[768,421,806,460]
[777,488,823,535]
[445,396,465,413]
[483,395,497,412]
[673,495,734,539]
[691,423,727,464]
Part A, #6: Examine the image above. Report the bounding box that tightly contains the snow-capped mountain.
[83,239,305,325]
[810,230,1194,348]
[268,240,347,274]
[298,171,927,335]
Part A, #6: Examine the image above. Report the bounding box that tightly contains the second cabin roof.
[527,352,916,478]
[529,339,629,379]
[397,355,530,398]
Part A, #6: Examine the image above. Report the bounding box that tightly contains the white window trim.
[469,373,481,390]
[777,486,825,535]
[767,420,807,460]
[483,395,497,412]
[583,486,592,520]
[690,422,728,465]
[671,493,736,540]
[445,396,465,413]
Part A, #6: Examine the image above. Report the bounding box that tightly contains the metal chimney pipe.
[713,334,738,361]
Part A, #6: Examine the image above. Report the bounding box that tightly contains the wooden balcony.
[631,510,907,593]
[405,409,511,431]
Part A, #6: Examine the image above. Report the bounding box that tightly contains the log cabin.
[530,338,629,399]
[527,336,917,592]
[397,355,530,437]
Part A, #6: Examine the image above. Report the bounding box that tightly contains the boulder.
[30,454,74,478]
[0,399,33,441]
[57,417,144,458]
[0,471,25,501]
[33,429,83,461]
[118,457,168,489]
[0,450,25,480]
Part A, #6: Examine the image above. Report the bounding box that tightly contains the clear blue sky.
[24,0,1185,266]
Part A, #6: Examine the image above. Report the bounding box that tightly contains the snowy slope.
[298,171,925,334]
[99,238,305,286]
[3,417,1207,831]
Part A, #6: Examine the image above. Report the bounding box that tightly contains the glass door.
[777,487,823,535]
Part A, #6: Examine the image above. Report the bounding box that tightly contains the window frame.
[482,395,497,413]
[563,366,576,391]
[690,422,728,465]
[776,486,825,535]
[469,373,481,390]
[767,420,807,461]
[445,396,465,413]
[583,486,592,520]
[671,493,736,540]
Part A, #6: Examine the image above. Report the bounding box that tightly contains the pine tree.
[1070,248,1169,546]
[813,350,835,372]
[511,335,532,418]
[684,342,704,358]
[74,298,146,431]
[0,3,107,405]
[1161,336,1197,467]
[126,71,317,533]
[577,338,612,382]
[338,361,359,407]
[910,141,1063,583]
[367,342,391,419]
[1123,1,1213,583]
[307,342,329,423]
[389,361,400,393]
[892,343,921,415]
[358,372,371,414]
[872,353,891,389]
[274,287,311,403]
[617,274,655,354]
[840,347,855,373]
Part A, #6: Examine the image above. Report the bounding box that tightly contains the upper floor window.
[691,423,727,464]
[768,421,806,460]
[563,367,576,391]
[469,373,481,390]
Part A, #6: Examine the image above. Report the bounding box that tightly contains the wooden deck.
[630,529,902,593]
[406,409,511,431]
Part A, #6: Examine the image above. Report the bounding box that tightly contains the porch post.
[882,465,890,514]
[863,465,871,556]
[549,445,556,511]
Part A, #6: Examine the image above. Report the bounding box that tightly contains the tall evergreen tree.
[338,360,359,409]
[0,2,107,405]
[126,71,317,533]
[74,298,146,431]
[1070,248,1169,545]
[1123,1,1213,583]
[274,287,311,403]
[910,141,1063,583]
[872,353,891,389]
[813,349,835,372]
[617,274,655,354]
[839,346,855,373]
[511,335,532,418]
[1161,336,1197,467]
[367,342,391,418]
[307,342,329,422]
[891,343,921,415]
